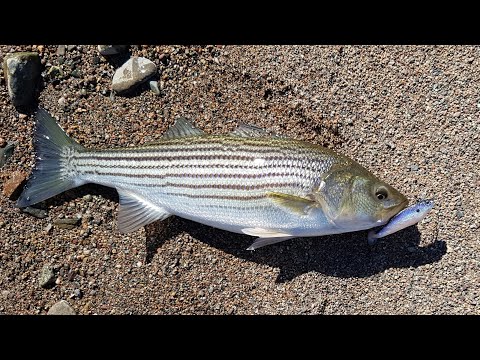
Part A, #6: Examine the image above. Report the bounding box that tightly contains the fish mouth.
[382,198,409,223]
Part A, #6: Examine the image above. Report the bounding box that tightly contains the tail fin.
[16,108,85,208]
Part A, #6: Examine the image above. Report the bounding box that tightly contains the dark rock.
[2,52,42,107]
[47,300,76,315]
[0,142,14,168]
[21,206,47,219]
[112,57,157,94]
[97,45,129,56]
[53,217,81,230]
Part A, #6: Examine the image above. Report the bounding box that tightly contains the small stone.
[456,210,464,219]
[47,300,76,315]
[0,138,5,147]
[53,217,81,230]
[2,52,42,108]
[66,45,76,51]
[58,96,67,107]
[453,111,461,118]
[0,142,15,168]
[44,223,53,234]
[136,261,142,267]
[21,206,47,219]
[70,69,82,78]
[71,289,82,299]
[112,56,157,94]
[47,66,63,80]
[410,164,419,171]
[2,170,27,199]
[56,45,66,56]
[39,265,55,288]
[149,80,161,95]
[97,45,129,56]
[82,194,93,202]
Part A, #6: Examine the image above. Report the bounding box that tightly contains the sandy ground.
[0,45,478,314]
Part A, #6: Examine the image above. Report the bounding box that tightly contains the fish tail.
[16,107,86,208]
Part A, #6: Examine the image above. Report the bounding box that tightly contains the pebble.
[58,96,67,107]
[0,142,14,168]
[97,45,129,56]
[2,52,41,107]
[2,170,27,199]
[39,265,55,288]
[112,56,157,94]
[47,300,76,315]
[44,223,53,234]
[53,217,81,230]
[410,164,419,171]
[82,194,93,202]
[21,206,47,219]
[149,80,161,95]
[56,45,66,56]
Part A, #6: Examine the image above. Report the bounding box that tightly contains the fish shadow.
[39,185,446,283]
[147,217,446,283]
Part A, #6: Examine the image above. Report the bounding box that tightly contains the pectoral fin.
[266,191,317,216]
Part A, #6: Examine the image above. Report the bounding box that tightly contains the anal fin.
[117,189,171,233]
[241,227,294,250]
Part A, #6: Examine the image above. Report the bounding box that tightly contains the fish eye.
[375,187,388,200]
[416,209,420,213]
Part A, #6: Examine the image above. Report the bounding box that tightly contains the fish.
[17,108,408,250]
[367,199,434,245]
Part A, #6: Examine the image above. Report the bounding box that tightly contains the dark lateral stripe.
[162,192,266,201]
[82,170,302,180]
[76,161,318,172]
[105,180,302,191]
[79,154,260,162]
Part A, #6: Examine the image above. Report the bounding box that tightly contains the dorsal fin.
[231,123,272,138]
[163,117,205,139]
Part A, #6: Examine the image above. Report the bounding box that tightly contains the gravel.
[0,45,479,314]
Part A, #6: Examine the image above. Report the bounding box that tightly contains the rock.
[53,217,80,229]
[97,45,129,56]
[47,300,76,315]
[47,66,63,80]
[112,57,157,94]
[149,80,160,95]
[2,170,27,199]
[44,223,53,234]
[0,142,14,168]
[2,52,41,107]
[66,45,76,51]
[56,45,66,56]
[58,96,67,107]
[39,265,55,288]
[410,164,419,171]
[82,194,93,202]
[21,206,47,218]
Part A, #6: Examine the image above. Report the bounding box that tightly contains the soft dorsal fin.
[117,189,171,233]
[163,117,205,139]
[231,123,274,138]
[266,191,317,216]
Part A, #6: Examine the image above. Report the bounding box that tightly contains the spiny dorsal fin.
[117,189,171,233]
[266,191,317,216]
[163,117,205,139]
[231,123,276,138]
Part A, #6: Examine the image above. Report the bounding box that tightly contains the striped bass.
[17,108,408,250]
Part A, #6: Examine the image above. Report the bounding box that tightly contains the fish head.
[316,166,408,230]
